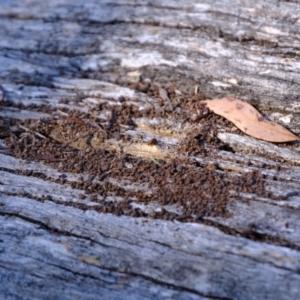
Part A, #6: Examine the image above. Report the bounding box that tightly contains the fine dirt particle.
[1,82,280,224]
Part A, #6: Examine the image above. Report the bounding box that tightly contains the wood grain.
[1,0,300,299]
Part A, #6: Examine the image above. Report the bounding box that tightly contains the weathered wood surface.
[1,0,300,299]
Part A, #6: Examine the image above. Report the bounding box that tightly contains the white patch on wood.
[193,3,210,11]
[126,70,142,82]
[259,69,271,75]
[270,112,293,124]
[80,55,99,71]
[27,236,72,256]
[224,78,238,85]
[195,41,233,58]
[210,81,231,87]
[121,51,190,68]
[255,32,278,43]
[262,26,287,36]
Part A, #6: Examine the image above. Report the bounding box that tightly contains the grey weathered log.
[2,195,300,300]
[1,0,300,299]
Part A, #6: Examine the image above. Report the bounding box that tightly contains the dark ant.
[147,138,158,146]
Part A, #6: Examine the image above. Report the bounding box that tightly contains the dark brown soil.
[0,82,276,224]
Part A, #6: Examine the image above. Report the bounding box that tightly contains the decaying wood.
[1,0,300,299]
[2,197,300,300]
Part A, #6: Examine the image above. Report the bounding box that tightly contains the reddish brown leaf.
[202,97,300,143]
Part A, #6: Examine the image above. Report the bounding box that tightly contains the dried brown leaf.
[202,97,300,143]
